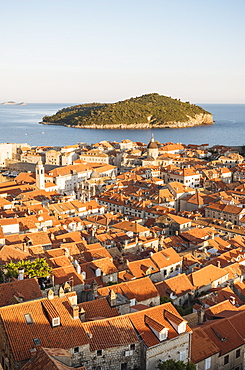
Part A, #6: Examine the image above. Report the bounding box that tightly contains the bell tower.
[36,160,45,189]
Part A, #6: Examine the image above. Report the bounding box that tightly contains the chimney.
[109,289,117,307]
[22,242,27,253]
[80,307,85,322]
[197,307,204,325]
[58,286,65,298]
[229,296,236,305]
[216,260,221,268]
[64,247,70,257]
[47,289,54,300]
[71,305,79,320]
[18,268,25,281]
[29,348,37,359]
[87,332,93,339]
[91,280,98,298]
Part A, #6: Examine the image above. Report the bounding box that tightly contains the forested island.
[41,93,213,129]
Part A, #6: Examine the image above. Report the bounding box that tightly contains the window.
[33,338,41,346]
[179,350,186,361]
[74,347,79,354]
[130,344,135,351]
[205,357,211,370]
[52,317,60,327]
[97,350,102,356]
[121,364,128,370]
[236,349,241,358]
[224,355,229,365]
[24,313,33,324]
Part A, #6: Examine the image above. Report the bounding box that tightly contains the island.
[1,101,26,105]
[41,93,213,129]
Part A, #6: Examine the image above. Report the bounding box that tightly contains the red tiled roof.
[0,278,42,307]
[78,297,119,321]
[128,302,191,348]
[0,295,89,362]
[98,276,159,302]
[82,315,139,351]
[22,347,86,370]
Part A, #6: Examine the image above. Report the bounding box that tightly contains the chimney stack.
[58,286,65,298]
[47,289,54,300]
[109,289,117,307]
[71,305,79,320]
[197,307,205,325]
[18,268,25,281]
[80,307,85,322]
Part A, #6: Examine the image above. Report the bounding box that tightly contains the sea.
[0,103,244,148]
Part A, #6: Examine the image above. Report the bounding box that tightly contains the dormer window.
[24,313,33,324]
[159,328,168,341]
[52,317,60,327]
[164,310,187,334]
[42,299,61,328]
[145,315,169,341]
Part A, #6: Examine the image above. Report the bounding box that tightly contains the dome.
[147,135,158,149]
[147,140,158,149]
[90,170,100,179]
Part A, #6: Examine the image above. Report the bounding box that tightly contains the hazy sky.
[1,0,245,104]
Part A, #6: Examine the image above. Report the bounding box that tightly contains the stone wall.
[71,342,141,370]
[144,331,191,370]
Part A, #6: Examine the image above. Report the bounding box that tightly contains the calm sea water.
[0,103,244,147]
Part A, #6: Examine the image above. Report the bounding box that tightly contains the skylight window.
[33,338,41,346]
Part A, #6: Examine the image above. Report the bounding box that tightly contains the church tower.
[36,160,45,190]
[147,134,159,159]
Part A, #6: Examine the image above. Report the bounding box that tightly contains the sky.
[1,0,245,104]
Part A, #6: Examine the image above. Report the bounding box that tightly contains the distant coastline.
[1,101,26,106]
[40,113,214,130]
